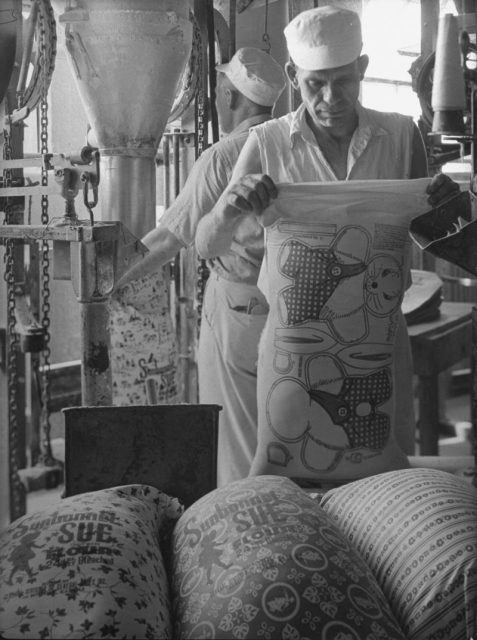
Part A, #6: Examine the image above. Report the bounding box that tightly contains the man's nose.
[322,83,339,104]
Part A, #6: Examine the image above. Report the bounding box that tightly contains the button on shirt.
[160,114,272,285]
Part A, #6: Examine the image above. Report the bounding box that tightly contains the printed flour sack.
[0,485,182,639]
[171,475,407,639]
[250,179,432,482]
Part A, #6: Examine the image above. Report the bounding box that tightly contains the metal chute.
[58,0,193,238]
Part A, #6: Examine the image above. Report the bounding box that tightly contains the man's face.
[288,56,368,136]
[215,73,234,134]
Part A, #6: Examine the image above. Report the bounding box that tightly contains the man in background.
[117,47,286,486]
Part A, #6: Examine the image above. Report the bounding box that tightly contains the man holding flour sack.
[196,5,459,481]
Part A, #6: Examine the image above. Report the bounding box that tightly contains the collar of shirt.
[289,101,388,153]
[229,113,273,137]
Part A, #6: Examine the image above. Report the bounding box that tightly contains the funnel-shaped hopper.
[431,13,466,136]
[59,0,192,236]
[432,109,465,136]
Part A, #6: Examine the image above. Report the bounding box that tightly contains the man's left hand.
[426,173,460,207]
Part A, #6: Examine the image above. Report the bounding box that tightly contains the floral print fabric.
[170,475,406,639]
[0,484,182,639]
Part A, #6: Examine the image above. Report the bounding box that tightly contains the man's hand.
[426,173,460,207]
[222,174,278,217]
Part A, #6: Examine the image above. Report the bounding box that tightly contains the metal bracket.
[0,221,148,302]
[0,148,100,222]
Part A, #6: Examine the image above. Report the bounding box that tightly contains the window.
[361,0,422,117]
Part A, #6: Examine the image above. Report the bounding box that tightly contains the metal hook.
[262,0,271,54]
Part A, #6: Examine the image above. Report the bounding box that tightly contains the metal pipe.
[472,87,477,193]
[472,306,477,486]
[176,133,197,402]
[206,0,219,142]
[172,131,181,199]
[162,135,177,339]
[80,301,111,406]
[163,135,171,210]
[178,199,189,401]
[99,155,156,239]
[171,131,185,398]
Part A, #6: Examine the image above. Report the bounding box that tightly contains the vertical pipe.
[471,88,477,194]
[194,0,209,155]
[80,301,112,406]
[472,306,477,486]
[179,133,197,403]
[172,130,186,400]
[0,106,10,530]
[163,134,176,337]
[172,131,181,199]
[206,1,219,143]
[163,135,171,210]
[99,155,156,240]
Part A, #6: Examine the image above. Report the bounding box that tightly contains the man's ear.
[227,86,239,110]
[357,54,369,80]
[285,61,299,89]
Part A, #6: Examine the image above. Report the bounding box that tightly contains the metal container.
[59,0,192,236]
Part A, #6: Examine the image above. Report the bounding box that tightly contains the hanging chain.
[38,3,54,466]
[262,0,271,54]
[2,126,25,522]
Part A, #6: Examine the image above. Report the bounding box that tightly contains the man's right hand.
[222,173,278,218]
[195,173,277,259]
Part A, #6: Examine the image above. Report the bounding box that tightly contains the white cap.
[284,6,362,71]
[216,47,286,107]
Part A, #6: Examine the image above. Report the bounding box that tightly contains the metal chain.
[2,127,24,522]
[38,3,54,466]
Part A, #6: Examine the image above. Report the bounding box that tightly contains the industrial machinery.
[0,0,224,523]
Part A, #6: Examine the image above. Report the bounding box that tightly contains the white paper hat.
[284,6,362,71]
[216,47,286,107]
